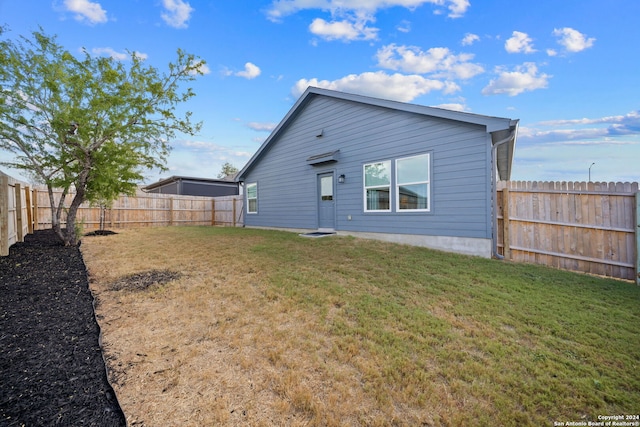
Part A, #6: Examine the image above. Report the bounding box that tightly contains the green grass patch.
[243,228,640,424]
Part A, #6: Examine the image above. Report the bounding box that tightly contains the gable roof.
[236,86,519,181]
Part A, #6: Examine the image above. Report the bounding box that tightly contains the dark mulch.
[0,230,126,427]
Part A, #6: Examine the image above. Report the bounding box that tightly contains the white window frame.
[395,153,430,212]
[246,182,258,214]
[363,160,392,212]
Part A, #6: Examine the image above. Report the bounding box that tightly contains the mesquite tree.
[0,27,204,245]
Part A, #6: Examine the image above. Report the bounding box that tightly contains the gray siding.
[147,182,179,194]
[243,96,492,239]
[146,180,238,197]
[182,181,238,197]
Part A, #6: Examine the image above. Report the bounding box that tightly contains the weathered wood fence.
[0,171,33,256]
[32,189,243,230]
[497,181,639,284]
[1,171,243,255]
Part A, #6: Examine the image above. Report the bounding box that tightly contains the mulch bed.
[0,230,126,426]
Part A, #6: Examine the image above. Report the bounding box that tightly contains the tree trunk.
[63,194,83,246]
[47,184,65,243]
[61,162,91,246]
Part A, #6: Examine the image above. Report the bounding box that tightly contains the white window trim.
[246,182,258,214]
[395,153,431,212]
[363,160,392,212]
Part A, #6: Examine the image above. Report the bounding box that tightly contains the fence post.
[502,187,511,260]
[33,188,39,231]
[635,191,640,286]
[15,183,24,242]
[0,174,9,256]
[25,186,33,234]
[169,197,174,226]
[232,198,237,227]
[211,199,216,226]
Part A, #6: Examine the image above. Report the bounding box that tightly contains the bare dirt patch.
[108,270,182,292]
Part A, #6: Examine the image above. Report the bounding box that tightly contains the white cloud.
[538,115,626,127]
[161,0,194,29]
[518,127,609,144]
[553,27,595,53]
[546,49,557,57]
[434,103,468,112]
[187,60,210,76]
[397,20,411,33]
[91,47,148,61]
[516,111,640,152]
[505,31,536,54]
[376,44,484,80]
[537,111,640,136]
[63,0,107,24]
[235,62,261,79]
[309,16,378,41]
[267,1,469,43]
[292,71,460,102]
[447,0,470,18]
[266,0,470,23]
[247,122,277,132]
[461,33,479,46]
[177,140,254,159]
[91,47,128,61]
[482,63,550,96]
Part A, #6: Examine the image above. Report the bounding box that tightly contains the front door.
[318,172,335,230]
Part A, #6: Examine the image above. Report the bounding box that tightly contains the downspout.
[491,125,518,260]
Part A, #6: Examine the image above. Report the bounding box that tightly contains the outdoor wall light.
[338,174,345,183]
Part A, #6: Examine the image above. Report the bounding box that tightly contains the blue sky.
[1,0,638,184]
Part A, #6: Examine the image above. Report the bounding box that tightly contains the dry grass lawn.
[80,226,640,427]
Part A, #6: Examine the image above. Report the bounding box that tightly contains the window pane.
[365,161,391,186]
[247,183,257,198]
[367,188,389,210]
[399,184,428,210]
[247,183,257,213]
[321,176,333,197]
[397,154,429,184]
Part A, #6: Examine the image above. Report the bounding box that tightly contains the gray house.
[142,175,239,197]
[236,87,518,258]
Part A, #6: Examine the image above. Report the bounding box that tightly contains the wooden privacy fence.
[1,171,244,255]
[32,189,244,230]
[0,171,33,256]
[497,181,639,284]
